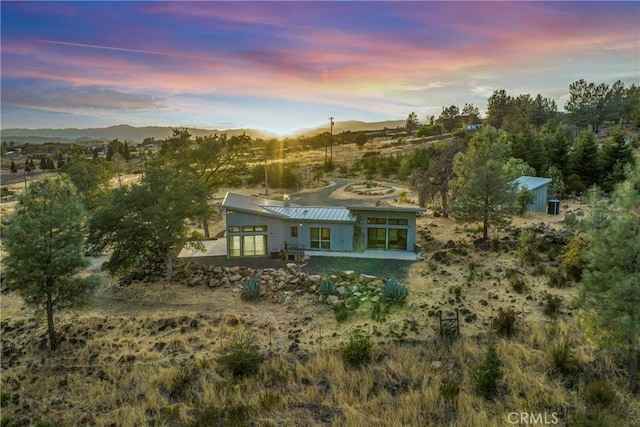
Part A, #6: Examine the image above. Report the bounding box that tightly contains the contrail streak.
[38,39,231,63]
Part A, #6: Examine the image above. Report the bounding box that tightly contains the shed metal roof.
[264,206,356,223]
[513,176,552,191]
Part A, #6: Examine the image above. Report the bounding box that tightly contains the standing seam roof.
[264,206,356,222]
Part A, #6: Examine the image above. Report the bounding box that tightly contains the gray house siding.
[285,221,353,252]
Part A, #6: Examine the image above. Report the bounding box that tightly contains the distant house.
[512,176,552,213]
[221,192,425,260]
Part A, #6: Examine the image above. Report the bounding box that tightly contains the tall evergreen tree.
[2,177,100,350]
[487,89,512,129]
[570,132,600,187]
[450,127,516,240]
[578,159,640,393]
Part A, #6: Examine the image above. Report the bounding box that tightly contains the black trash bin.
[547,199,560,215]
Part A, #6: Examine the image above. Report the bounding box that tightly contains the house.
[512,176,552,213]
[221,192,426,260]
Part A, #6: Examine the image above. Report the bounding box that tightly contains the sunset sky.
[1,1,639,136]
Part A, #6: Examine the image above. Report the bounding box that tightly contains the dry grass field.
[2,132,639,426]
[2,194,639,426]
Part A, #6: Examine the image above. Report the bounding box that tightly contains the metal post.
[264,150,269,196]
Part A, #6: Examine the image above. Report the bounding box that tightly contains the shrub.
[493,307,519,338]
[449,285,462,299]
[474,338,502,400]
[510,277,528,294]
[584,380,616,409]
[561,236,588,282]
[547,267,570,288]
[168,365,194,401]
[318,279,337,299]
[439,378,461,404]
[340,332,373,367]
[543,293,562,317]
[190,402,251,427]
[241,277,261,301]
[217,331,264,378]
[547,339,578,375]
[380,279,408,305]
[516,188,535,215]
[333,304,351,322]
[516,229,538,266]
[0,391,10,406]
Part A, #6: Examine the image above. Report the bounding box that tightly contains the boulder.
[340,270,356,280]
[229,274,242,283]
[208,278,220,288]
[326,295,340,305]
[359,273,376,284]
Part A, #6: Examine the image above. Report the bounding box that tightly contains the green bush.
[548,339,578,375]
[217,331,264,378]
[318,279,337,298]
[333,304,350,322]
[474,338,502,400]
[340,332,373,367]
[543,293,562,317]
[168,365,194,401]
[380,279,408,305]
[439,378,461,404]
[493,307,519,338]
[584,380,616,409]
[241,277,261,301]
[547,267,570,288]
[510,277,528,294]
[190,402,251,427]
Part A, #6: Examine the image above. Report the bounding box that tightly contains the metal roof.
[264,206,356,223]
[222,192,292,218]
[512,176,552,191]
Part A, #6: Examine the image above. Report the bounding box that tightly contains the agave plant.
[318,279,337,299]
[380,279,408,305]
[242,277,262,301]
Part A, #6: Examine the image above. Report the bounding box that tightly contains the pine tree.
[2,176,100,350]
[578,159,640,393]
[474,338,503,400]
[10,160,17,174]
[450,127,516,240]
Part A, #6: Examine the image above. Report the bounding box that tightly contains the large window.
[367,228,386,249]
[310,227,331,249]
[228,224,267,256]
[229,235,241,257]
[388,229,408,250]
[242,235,267,256]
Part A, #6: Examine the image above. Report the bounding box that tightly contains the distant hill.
[293,120,406,137]
[0,121,407,145]
[0,125,278,145]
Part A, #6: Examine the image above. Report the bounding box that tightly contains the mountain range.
[1,120,406,145]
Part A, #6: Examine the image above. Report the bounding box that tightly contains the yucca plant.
[380,279,408,305]
[318,279,337,299]
[242,277,261,301]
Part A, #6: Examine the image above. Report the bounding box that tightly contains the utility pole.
[264,149,269,196]
[329,116,334,164]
